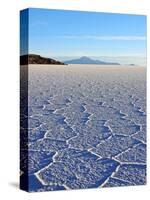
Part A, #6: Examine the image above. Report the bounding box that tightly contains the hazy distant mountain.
[65,56,120,65]
[20,54,65,65]
[129,64,135,66]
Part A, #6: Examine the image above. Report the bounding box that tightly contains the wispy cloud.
[58,35,146,41]
[31,21,48,27]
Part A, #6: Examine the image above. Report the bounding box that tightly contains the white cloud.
[60,35,146,41]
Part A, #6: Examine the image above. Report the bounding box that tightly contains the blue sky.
[21,8,147,65]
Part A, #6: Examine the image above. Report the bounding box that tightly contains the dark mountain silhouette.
[20,54,65,65]
[65,56,120,65]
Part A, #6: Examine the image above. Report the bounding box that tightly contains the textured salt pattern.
[21,65,146,192]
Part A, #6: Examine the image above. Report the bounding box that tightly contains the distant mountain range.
[65,56,120,65]
[20,54,121,65]
[20,54,65,65]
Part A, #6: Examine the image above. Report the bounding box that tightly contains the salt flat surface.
[21,64,146,192]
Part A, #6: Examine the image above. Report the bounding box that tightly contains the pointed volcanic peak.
[20,54,65,65]
[64,56,120,65]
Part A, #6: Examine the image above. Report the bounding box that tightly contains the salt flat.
[21,64,146,191]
